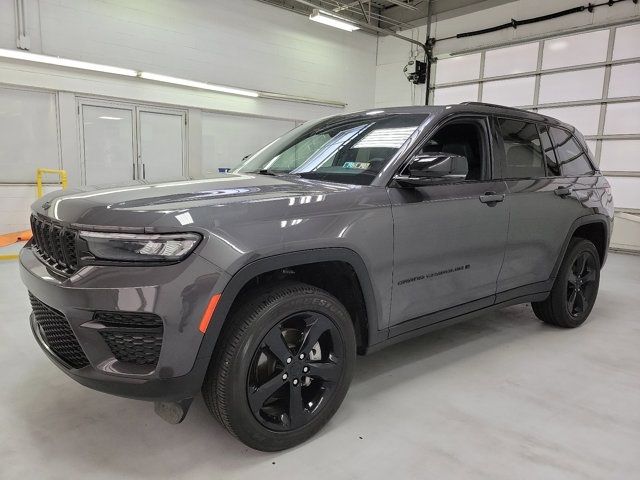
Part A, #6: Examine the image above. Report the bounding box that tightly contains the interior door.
[389,117,509,328]
[138,109,187,182]
[81,104,136,185]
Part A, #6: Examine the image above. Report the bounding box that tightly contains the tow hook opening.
[154,398,193,424]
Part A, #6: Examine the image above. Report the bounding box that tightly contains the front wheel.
[202,282,356,451]
[532,238,601,328]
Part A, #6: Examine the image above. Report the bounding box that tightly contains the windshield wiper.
[249,169,287,176]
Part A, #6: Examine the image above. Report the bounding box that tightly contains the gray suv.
[20,103,613,451]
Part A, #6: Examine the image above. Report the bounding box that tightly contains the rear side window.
[538,124,560,176]
[497,118,545,178]
[549,127,593,176]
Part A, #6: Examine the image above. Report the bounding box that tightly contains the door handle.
[554,186,572,197]
[479,192,505,206]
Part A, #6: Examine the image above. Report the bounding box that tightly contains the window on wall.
[549,127,593,177]
[497,118,545,179]
[0,86,60,182]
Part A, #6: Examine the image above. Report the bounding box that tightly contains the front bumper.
[20,245,227,401]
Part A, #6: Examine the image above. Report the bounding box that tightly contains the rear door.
[495,119,595,297]
[388,115,509,329]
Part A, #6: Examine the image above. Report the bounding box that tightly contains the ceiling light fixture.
[0,48,137,76]
[138,72,259,97]
[309,9,360,32]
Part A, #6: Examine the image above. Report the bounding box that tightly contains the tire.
[202,281,356,451]
[532,238,601,328]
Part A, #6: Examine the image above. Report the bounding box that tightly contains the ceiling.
[256,0,517,32]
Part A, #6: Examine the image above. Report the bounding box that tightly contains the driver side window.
[411,119,487,181]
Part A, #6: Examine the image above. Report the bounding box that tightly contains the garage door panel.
[484,42,538,77]
[0,87,60,183]
[604,102,640,135]
[482,76,535,106]
[537,105,601,136]
[433,83,479,104]
[606,176,640,209]
[600,140,640,172]
[608,64,640,98]
[202,113,295,175]
[612,23,640,60]
[539,68,605,104]
[435,54,481,84]
[542,30,609,69]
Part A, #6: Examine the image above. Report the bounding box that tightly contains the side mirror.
[394,153,468,187]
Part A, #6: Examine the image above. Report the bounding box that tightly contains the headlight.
[79,231,201,262]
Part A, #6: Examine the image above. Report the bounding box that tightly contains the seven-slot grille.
[30,215,79,274]
[29,293,90,369]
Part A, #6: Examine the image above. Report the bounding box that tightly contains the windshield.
[234,114,427,185]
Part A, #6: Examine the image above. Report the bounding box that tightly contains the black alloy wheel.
[202,282,356,451]
[247,312,344,431]
[566,251,598,317]
[532,237,601,328]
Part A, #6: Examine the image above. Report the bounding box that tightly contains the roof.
[347,102,574,132]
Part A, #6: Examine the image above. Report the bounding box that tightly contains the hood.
[34,173,362,231]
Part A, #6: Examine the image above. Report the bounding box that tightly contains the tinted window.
[497,118,545,178]
[416,121,486,181]
[549,127,593,176]
[538,124,560,176]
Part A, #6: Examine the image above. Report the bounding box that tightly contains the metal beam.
[382,0,516,29]
[289,0,428,51]
[335,0,418,13]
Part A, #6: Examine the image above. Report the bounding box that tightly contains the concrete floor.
[1,253,639,480]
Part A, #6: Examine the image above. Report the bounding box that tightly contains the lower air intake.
[29,293,90,369]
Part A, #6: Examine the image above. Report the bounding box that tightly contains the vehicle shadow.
[9,303,553,478]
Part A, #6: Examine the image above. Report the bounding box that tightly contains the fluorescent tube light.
[309,9,360,32]
[0,48,137,76]
[139,72,259,97]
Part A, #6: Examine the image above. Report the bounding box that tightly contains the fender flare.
[195,247,385,366]
[550,213,611,280]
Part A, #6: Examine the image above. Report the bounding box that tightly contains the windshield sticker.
[343,162,370,169]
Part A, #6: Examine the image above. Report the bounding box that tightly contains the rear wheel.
[202,281,356,451]
[532,238,600,328]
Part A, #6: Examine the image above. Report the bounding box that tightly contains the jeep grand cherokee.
[20,103,613,451]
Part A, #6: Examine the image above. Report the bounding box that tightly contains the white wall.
[375,0,640,108]
[0,0,379,234]
[2,0,376,113]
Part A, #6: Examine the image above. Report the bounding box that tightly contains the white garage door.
[433,22,640,251]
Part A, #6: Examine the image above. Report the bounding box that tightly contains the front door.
[388,117,509,329]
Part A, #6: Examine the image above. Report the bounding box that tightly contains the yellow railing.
[36,168,68,198]
[0,168,67,261]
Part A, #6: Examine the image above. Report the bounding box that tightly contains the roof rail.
[460,102,527,112]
